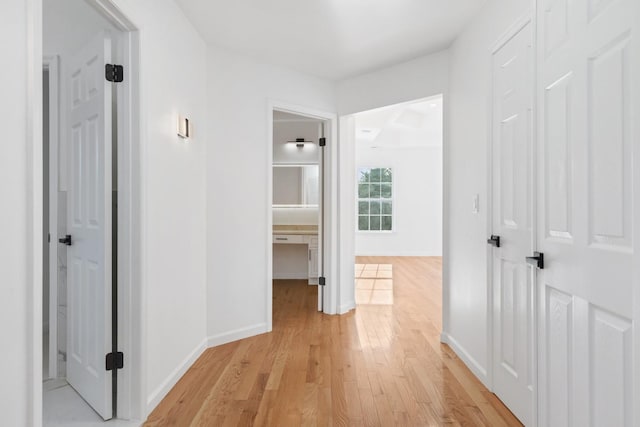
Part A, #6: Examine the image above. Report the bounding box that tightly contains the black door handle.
[487,235,500,247]
[526,252,544,269]
[58,235,72,246]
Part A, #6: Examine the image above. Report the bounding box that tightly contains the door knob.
[58,235,72,246]
[526,252,544,269]
[487,235,501,247]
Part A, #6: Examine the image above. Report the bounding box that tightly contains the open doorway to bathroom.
[271,109,325,325]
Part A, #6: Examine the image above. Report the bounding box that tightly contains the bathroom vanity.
[272,224,318,284]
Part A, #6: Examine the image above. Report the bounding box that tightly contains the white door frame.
[486,10,537,426]
[43,55,60,381]
[634,1,640,421]
[28,0,144,423]
[267,101,339,328]
[338,114,356,314]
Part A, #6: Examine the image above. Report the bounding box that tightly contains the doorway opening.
[267,102,339,328]
[271,109,325,324]
[41,0,140,424]
[349,96,444,307]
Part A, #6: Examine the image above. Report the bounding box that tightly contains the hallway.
[144,257,520,426]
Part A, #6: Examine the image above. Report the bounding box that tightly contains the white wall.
[443,0,531,384]
[337,51,449,115]
[0,2,31,424]
[111,0,208,412]
[355,146,442,256]
[206,45,335,343]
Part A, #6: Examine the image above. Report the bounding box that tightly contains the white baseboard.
[146,337,207,411]
[339,300,355,314]
[145,324,270,416]
[440,332,489,387]
[354,251,443,257]
[207,323,268,348]
[273,272,308,280]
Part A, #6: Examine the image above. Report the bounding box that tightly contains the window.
[357,167,393,231]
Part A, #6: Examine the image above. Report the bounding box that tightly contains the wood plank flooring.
[144,256,521,426]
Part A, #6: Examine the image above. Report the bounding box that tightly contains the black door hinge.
[319,137,326,147]
[319,276,326,286]
[105,64,124,83]
[106,352,124,371]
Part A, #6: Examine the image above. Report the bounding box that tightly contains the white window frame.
[356,166,394,233]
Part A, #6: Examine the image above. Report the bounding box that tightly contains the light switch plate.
[472,194,479,214]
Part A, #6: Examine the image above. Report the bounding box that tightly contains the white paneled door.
[490,20,535,426]
[65,31,113,420]
[537,0,639,425]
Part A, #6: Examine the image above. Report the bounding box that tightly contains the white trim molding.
[207,323,269,348]
[440,332,490,388]
[27,0,44,424]
[42,54,60,382]
[339,301,356,315]
[146,338,208,412]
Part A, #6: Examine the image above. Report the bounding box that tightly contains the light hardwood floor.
[144,257,521,426]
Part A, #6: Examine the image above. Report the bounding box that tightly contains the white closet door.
[537,0,639,424]
[65,31,113,420]
[490,20,535,426]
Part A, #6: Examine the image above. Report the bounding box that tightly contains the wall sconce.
[287,137,313,148]
[177,115,191,139]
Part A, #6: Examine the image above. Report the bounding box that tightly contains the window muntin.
[357,167,392,231]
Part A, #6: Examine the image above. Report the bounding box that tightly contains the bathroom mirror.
[273,165,319,206]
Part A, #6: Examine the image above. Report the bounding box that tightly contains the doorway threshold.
[43,381,140,427]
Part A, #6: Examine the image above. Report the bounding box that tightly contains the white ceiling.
[174,0,486,80]
[355,95,443,149]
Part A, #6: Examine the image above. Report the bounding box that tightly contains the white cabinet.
[272,233,319,285]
